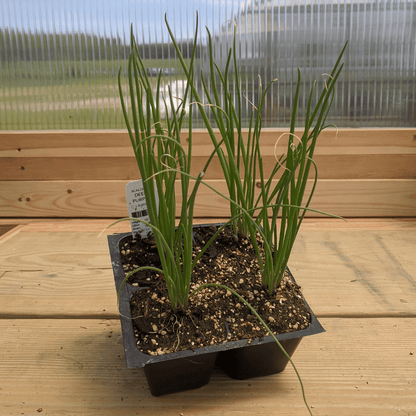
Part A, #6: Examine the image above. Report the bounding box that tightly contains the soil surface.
[119,224,311,356]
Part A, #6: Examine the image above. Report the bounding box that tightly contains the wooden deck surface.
[0,218,415,416]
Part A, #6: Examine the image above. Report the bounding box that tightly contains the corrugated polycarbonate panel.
[0,0,415,130]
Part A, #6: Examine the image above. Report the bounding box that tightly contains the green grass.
[0,59,192,130]
[1,78,124,129]
[2,107,126,130]
[1,58,195,83]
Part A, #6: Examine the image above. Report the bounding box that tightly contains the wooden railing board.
[1,129,415,218]
[2,154,415,180]
[1,179,415,218]
[1,128,415,152]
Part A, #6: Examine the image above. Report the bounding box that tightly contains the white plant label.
[125,179,158,239]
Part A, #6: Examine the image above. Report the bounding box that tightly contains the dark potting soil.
[119,224,311,356]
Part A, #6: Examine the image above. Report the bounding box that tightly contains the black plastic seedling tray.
[108,230,325,396]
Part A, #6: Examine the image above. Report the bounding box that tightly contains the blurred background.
[1,0,415,130]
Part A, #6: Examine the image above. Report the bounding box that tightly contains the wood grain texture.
[1,129,415,219]
[1,128,415,153]
[0,219,415,415]
[0,269,119,318]
[290,229,416,317]
[0,225,415,317]
[0,231,112,272]
[1,129,415,181]
[3,153,415,180]
[1,217,415,231]
[0,318,414,416]
[1,179,415,217]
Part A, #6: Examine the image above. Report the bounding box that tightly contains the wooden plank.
[0,227,415,316]
[0,130,133,152]
[291,229,416,316]
[1,179,415,218]
[0,218,218,231]
[0,269,119,318]
[1,128,415,153]
[2,153,415,180]
[1,129,415,181]
[1,218,415,232]
[0,318,414,415]
[294,217,416,231]
[0,232,112,273]
[0,155,228,180]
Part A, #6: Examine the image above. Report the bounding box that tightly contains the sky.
[1,0,228,43]
[1,0,389,43]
